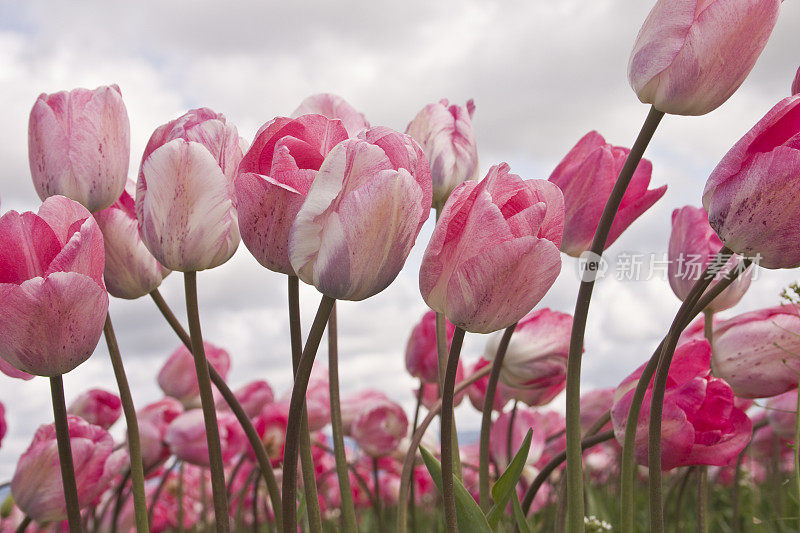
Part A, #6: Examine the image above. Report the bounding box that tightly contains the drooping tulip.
[67,388,122,430]
[406,99,479,206]
[291,93,370,137]
[290,127,432,300]
[668,206,752,311]
[711,305,800,398]
[702,95,800,269]
[466,358,514,412]
[165,409,244,467]
[0,195,107,376]
[611,339,752,470]
[421,163,564,333]
[628,0,780,116]
[157,341,231,408]
[11,416,126,523]
[351,399,409,457]
[489,407,547,472]
[136,108,245,272]
[217,380,274,419]
[765,390,798,441]
[28,85,130,212]
[94,179,170,299]
[405,310,455,383]
[549,131,666,256]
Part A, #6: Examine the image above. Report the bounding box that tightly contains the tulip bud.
[157,341,231,408]
[340,389,389,435]
[421,163,564,333]
[0,195,108,376]
[28,85,130,212]
[351,399,409,457]
[702,95,800,269]
[405,310,455,383]
[629,0,780,116]
[406,99,479,207]
[137,398,183,471]
[165,409,244,467]
[290,127,432,300]
[68,388,122,430]
[217,380,274,419]
[291,93,370,137]
[549,131,666,256]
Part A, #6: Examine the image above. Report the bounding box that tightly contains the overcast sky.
[0,0,798,478]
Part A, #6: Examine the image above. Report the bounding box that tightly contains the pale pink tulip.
[549,131,666,256]
[137,398,183,471]
[67,388,122,430]
[252,401,290,465]
[165,409,244,467]
[136,108,245,272]
[217,380,274,419]
[629,0,780,115]
[579,388,615,434]
[420,163,564,333]
[157,341,231,408]
[489,407,547,472]
[306,365,331,431]
[351,399,409,457]
[291,93,370,137]
[765,390,798,441]
[712,305,800,398]
[793,66,800,96]
[11,416,126,523]
[466,358,514,412]
[0,195,107,376]
[406,99,479,206]
[340,389,389,435]
[703,95,800,269]
[405,310,455,384]
[290,127,431,300]
[28,85,130,212]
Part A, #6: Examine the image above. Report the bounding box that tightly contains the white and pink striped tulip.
[351,399,409,457]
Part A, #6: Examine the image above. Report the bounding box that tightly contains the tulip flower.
[252,401,291,465]
[340,389,389,434]
[611,339,752,470]
[67,388,122,430]
[291,93,370,137]
[11,416,126,523]
[711,305,800,398]
[165,409,244,467]
[765,390,798,441]
[418,361,467,410]
[28,85,130,212]
[351,399,409,457]
[489,407,547,471]
[136,108,245,272]
[793,66,800,96]
[579,388,615,434]
[0,401,5,449]
[668,206,752,311]
[628,0,780,116]
[484,308,571,406]
[94,180,170,299]
[137,398,183,471]
[405,310,455,383]
[549,131,666,256]
[157,341,231,408]
[0,195,107,376]
[290,127,432,300]
[703,95,800,269]
[217,380,274,419]
[406,98,479,206]
[466,358,514,412]
[421,163,564,333]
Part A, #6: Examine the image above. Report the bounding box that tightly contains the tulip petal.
[0,211,62,284]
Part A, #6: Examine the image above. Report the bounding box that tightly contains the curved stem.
[441,327,466,533]
[479,323,517,510]
[50,376,83,532]
[184,272,230,532]
[507,400,519,466]
[409,383,424,528]
[252,471,261,532]
[111,469,131,533]
[14,516,31,533]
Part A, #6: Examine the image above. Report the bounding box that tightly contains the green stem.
[441,327,466,533]
[507,400,519,466]
[178,462,184,533]
[732,452,744,533]
[409,383,424,529]
[50,376,83,532]
[14,516,31,533]
[373,457,384,531]
[697,467,708,533]
[565,105,665,533]
[147,459,177,527]
[184,272,230,532]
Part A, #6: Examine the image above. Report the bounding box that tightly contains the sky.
[0,0,799,478]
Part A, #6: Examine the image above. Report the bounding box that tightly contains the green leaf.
[486,428,533,528]
[420,445,492,533]
[511,490,532,533]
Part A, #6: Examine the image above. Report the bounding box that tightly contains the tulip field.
[1,1,800,532]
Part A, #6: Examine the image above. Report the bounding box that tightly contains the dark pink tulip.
[137,398,183,471]
[351,399,409,457]
[405,309,455,383]
[157,341,231,408]
[712,305,800,398]
[629,0,780,116]
[765,390,798,441]
[67,388,122,430]
[340,389,389,435]
[165,409,244,467]
[0,401,5,449]
[291,93,370,137]
[466,357,514,412]
[28,85,130,212]
[489,407,547,472]
[668,205,752,311]
[406,99,479,206]
[290,127,432,300]
[703,95,800,269]
[611,339,752,470]
[579,388,615,434]
[137,108,245,272]
[421,164,564,333]
[793,66,800,96]
[252,401,290,466]
[0,195,107,376]
[236,114,348,274]
[549,131,666,257]
[217,380,274,419]
[11,416,126,523]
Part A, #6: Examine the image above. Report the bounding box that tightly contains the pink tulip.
[765,390,798,441]
[702,95,800,269]
[793,66,800,96]
[94,179,170,299]
[579,388,615,434]
[340,389,389,435]
[217,380,274,419]
[711,305,800,398]
[157,341,231,407]
[137,398,183,471]
[0,401,5,449]
[351,399,409,457]
[405,310,455,383]
[549,131,666,256]
[466,357,514,412]
[67,388,122,430]
[406,99,479,206]
[252,401,291,466]
[28,85,130,212]
[628,0,780,116]
[489,407,547,472]
[0,195,107,376]
[136,108,245,272]
[611,339,752,470]
[418,361,467,410]
[165,409,244,467]
[306,365,331,431]
[290,127,432,300]
[420,163,564,333]
[484,309,571,406]
[291,93,370,137]
[11,416,126,523]
[235,115,349,275]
